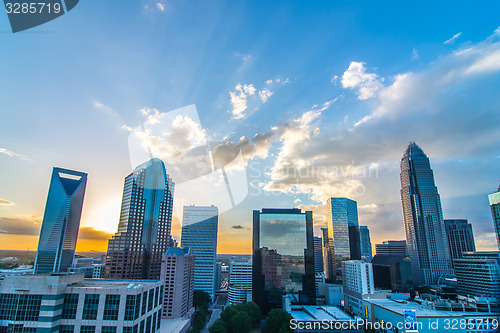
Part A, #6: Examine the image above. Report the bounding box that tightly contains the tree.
[220,306,237,323]
[244,302,262,326]
[263,308,292,333]
[228,311,251,333]
[209,319,227,333]
[193,290,211,308]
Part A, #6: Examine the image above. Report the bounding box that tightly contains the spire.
[403,141,424,159]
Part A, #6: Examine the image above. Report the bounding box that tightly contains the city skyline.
[1,2,500,254]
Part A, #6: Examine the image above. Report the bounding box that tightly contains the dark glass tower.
[105,158,174,280]
[444,219,476,268]
[400,142,453,285]
[252,208,315,314]
[34,168,88,274]
[360,226,372,260]
[327,197,361,261]
[489,186,500,250]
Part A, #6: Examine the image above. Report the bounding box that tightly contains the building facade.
[313,236,323,273]
[454,251,500,299]
[327,198,361,261]
[0,273,162,333]
[375,240,407,256]
[105,158,174,280]
[444,219,476,267]
[342,261,374,295]
[34,168,88,274]
[252,208,315,313]
[400,142,453,285]
[228,257,252,304]
[321,227,335,281]
[489,186,500,250]
[359,226,372,260]
[160,247,195,319]
[180,205,218,300]
[371,255,412,292]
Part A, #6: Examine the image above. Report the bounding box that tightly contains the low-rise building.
[0,273,163,333]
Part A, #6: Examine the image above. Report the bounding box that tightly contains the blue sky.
[1,0,500,253]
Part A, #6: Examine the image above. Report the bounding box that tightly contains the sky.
[1,0,500,254]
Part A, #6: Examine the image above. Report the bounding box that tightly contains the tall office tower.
[375,240,407,256]
[253,208,315,313]
[34,168,87,274]
[321,227,334,280]
[105,158,174,280]
[489,185,500,250]
[454,251,500,299]
[313,236,324,273]
[181,205,219,300]
[400,142,453,285]
[444,219,476,267]
[160,247,195,319]
[327,198,361,261]
[228,257,252,304]
[342,261,374,295]
[359,226,372,260]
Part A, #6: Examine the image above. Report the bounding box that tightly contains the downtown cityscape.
[2,1,500,333]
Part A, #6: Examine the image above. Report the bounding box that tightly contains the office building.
[105,158,174,280]
[315,272,325,294]
[228,257,252,304]
[0,273,162,332]
[489,186,500,250]
[317,283,344,307]
[375,240,407,256]
[359,226,372,260]
[454,251,500,299]
[252,208,315,313]
[444,219,476,267]
[313,236,324,273]
[214,262,222,292]
[342,261,374,295]
[400,142,453,285]
[181,205,218,300]
[321,227,334,280]
[371,255,412,292]
[160,247,195,319]
[326,198,361,261]
[34,168,88,274]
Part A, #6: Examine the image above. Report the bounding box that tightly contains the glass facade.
[252,208,315,313]
[82,294,100,320]
[327,198,360,261]
[0,294,42,321]
[489,191,500,250]
[103,295,120,320]
[444,219,476,267]
[400,142,453,285]
[62,293,79,319]
[34,168,88,274]
[181,205,219,299]
[359,226,372,260]
[105,158,174,280]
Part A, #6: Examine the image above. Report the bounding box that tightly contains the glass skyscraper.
[34,168,88,274]
[400,142,453,285]
[252,208,315,313]
[360,226,372,260]
[313,236,324,273]
[105,158,174,280]
[327,198,361,261]
[489,186,500,250]
[181,205,219,300]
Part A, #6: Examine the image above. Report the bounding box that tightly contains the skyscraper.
[181,205,219,300]
[160,247,195,319]
[444,219,476,267]
[252,208,315,313]
[321,227,334,280]
[34,168,87,274]
[489,185,500,250]
[105,158,174,280]
[313,236,324,273]
[326,198,361,261]
[375,240,407,256]
[228,257,252,304]
[359,226,372,260]
[454,251,500,299]
[400,142,453,285]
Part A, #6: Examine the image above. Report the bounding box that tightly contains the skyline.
[1,1,500,254]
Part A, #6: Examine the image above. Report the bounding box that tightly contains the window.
[103,294,120,320]
[141,292,147,316]
[62,294,79,319]
[146,315,152,333]
[0,294,42,321]
[148,289,154,312]
[140,320,145,333]
[102,327,117,333]
[80,326,96,333]
[60,325,74,333]
[125,295,136,321]
[82,294,100,320]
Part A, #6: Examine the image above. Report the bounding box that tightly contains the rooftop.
[289,305,354,322]
[368,299,469,317]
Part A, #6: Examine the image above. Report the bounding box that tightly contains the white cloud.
[258,88,273,103]
[144,0,167,12]
[0,198,13,205]
[444,32,462,45]
[341,61,384,100]
[229,84,256,119]
[0,148,30,161]
[412,48,419,60]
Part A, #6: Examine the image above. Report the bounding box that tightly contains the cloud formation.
[0,199,13,205]
[341,61,383,100]
[444,32,462,45]
[229,84,257,119]
[0,148,30,161]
